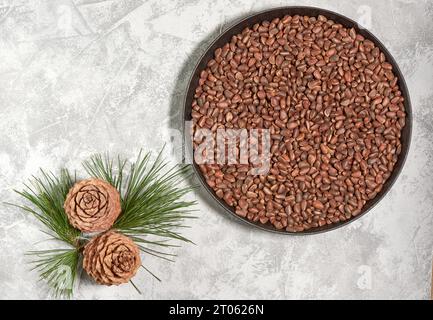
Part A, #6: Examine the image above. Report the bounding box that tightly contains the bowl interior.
[184,6,412,235]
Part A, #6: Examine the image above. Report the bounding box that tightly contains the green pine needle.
[83,148,198,252]
[27,248,80,299]
[9,169,82,298]
[11,169,81,246]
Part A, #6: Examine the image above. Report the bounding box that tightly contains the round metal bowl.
[183,6,412,235]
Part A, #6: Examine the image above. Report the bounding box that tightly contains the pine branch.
[11,169,81,246]
[27,248,80,299]
[9,169,82,298]
[10,148,197,298]
[83,149,198,252]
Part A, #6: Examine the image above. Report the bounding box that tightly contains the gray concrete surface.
[0,0,432,299]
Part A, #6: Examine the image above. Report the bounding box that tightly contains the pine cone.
[83,231,141,285]
[64,178,121,232]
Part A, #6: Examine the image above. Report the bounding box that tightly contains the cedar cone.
[83,231,141,285]
[64,178,121,232]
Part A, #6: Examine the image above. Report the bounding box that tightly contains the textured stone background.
[0,0,432,300]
